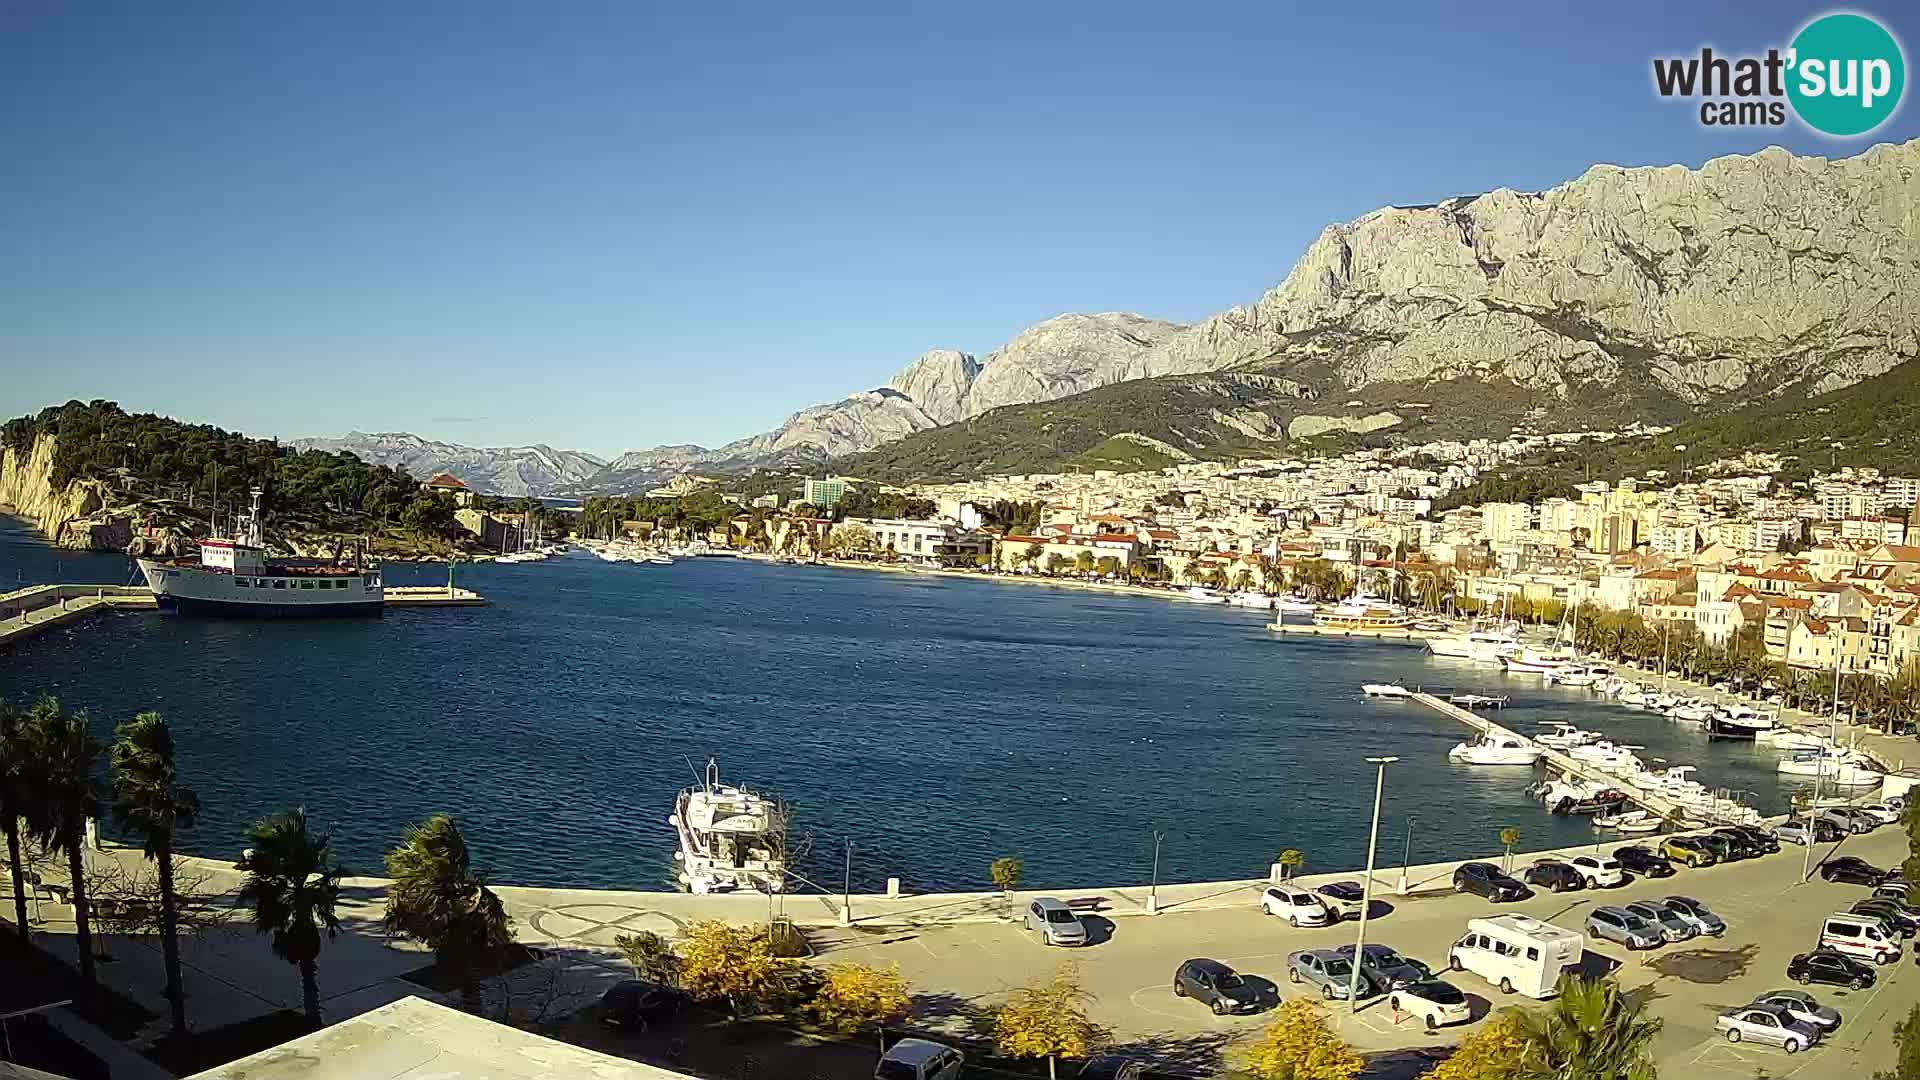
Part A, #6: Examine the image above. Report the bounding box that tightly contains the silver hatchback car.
[1716,1003,1822,1053]
[1023,896,1088,946]
[1586,906,1663,950]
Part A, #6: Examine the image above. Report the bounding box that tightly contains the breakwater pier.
[2,581,488,647]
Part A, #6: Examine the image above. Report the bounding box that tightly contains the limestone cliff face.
[1131,141,1920,404]
[0,435,125,550]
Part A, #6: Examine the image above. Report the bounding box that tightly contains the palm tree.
[1,701,31,941]
[1515,975,1661,1079]
[382,815,514,1012]
[239,809,346,1026]
[109,711,201,1034]
[19,696,104,990]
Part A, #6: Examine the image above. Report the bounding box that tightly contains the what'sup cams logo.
[1653,12,1905,136]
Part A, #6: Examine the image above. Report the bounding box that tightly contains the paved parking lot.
[812,827,1920,1076]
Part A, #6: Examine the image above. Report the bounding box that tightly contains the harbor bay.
[2,516,1798,894]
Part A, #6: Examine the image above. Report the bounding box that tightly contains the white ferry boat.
[136,490,382,616]
[668,759,788,894]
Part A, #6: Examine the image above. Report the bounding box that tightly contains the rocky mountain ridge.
[289,432,607,497]
[311,140,1920,491]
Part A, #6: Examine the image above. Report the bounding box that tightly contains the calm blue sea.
[0,516,1793,892]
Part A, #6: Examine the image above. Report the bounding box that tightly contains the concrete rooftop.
[186,997,694,1080]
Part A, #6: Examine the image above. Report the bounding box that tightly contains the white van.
[1821,913,1904,965]
[1449,915,1585,999]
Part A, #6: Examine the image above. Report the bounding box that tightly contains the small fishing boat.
[1449,734,1544,766]
[1448,693,1509,709]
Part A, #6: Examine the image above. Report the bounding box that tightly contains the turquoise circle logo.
[1788,13,1905,136]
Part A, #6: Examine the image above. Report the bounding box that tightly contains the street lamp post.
[1348,756,1398,1011]
[841,840,853,927]
[1147,830,1165,915]
[1397,816,1416,895]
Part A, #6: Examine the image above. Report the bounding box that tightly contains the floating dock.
[1410,691,1695,822]
[384,586,488,607]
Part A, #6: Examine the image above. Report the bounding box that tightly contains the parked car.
[1174,958,1262,1014]
[1332,943,1431,988]
[1777,819,1841,846]
[1715,1003,1823,1053]
[1522,860,1585,893]
[1315,881,1367,921]
[1568,854,1626,888]
[1873,884,1919,910]
[1661,896,1727,937]
[877,1039,965,1080]
[1076,1055,1145,1080]
[1857,803,1904,826]
[1852,900,1920,938]
[1261,885,1332,927]
[1662,836,1719,867]
[597,979,689,1031]
[1612,846,1675,878]
[1586,905,1664,950]
[1288,948,1375,1001]
[1692,833,1742,862]
[1388,979,1472,1028]
[1750,989,1842,1032]
[1624,900,1694,943]
[1711,828,1766,860]
[1788,948,1875,990]
[1024,897,1089,946]
[1453,862,1528,901]
[1819,808,1874,836]
[1821,856,1888,886]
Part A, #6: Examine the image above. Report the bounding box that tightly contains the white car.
[1715,1004,1822,1054]
[1388,979,1472,1029]
[1858,803,1904,826]
[876,1038,964,1080]
[1261,885,1331,927]
[1569,854,1626,888]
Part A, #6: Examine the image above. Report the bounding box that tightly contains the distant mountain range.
[305,140,1920,493]
[289,432,605,497]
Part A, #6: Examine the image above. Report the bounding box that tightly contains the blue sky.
[3,2,1917,458]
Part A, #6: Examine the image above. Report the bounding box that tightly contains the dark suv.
[1710,829,1763,860]
[1612,845,1675,878]
[1693,833,1741,862]
[1730,824,1780,854]
[1174,958,1262,1015]
[1522,860,1585,893]
[1453,862,1527,901]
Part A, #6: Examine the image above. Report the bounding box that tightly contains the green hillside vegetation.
[1434,357,1920,510]
[1066,435,1188,472]
[1,400,467,543]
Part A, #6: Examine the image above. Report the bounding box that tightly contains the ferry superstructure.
[136,489,382,616]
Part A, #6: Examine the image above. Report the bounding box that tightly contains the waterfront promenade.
[12,818,1914,1078]
[0,582,155,646]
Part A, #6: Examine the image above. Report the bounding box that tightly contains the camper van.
[1448,915,1585,999]
[1820,913,1904,965]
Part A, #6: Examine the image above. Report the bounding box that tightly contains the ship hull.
[153,594,383,618]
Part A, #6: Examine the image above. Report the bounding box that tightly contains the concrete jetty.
[0,583,155,647]
[2,581,487,646]
[1411,690,1694,821]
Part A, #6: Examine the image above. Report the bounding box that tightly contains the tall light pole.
[1148,830,1165,915]
[1349,756,1397,1011]
[1397,816,1416,895]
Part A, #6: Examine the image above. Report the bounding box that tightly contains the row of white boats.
[577,539,722,565]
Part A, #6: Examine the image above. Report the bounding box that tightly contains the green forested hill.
[1434,358,1920,509]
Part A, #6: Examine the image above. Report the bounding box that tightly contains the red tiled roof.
[426,473,468,489]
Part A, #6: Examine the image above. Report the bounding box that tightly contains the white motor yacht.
[1534,723,1600,750]
[1762,728,1829,752]
[1777,749,1884,787]
[1361,682,1413,699]
[1228,591,1274,610]
[1546,663,1607,688]
[1182,586,1228,604]
[1448,734,1544,765]
[668,759,789,894]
